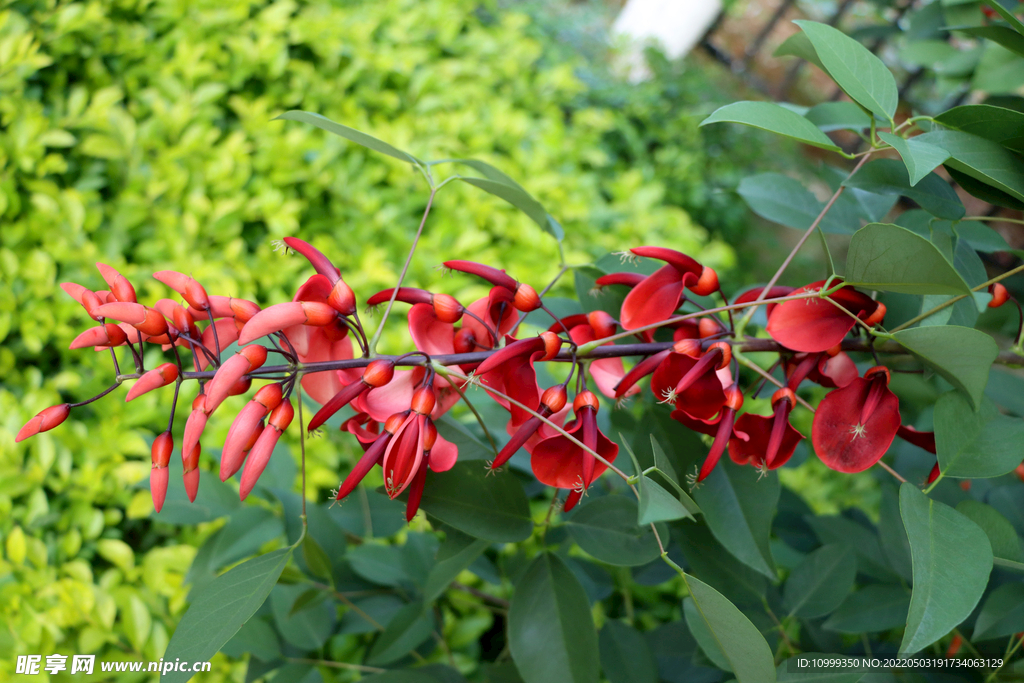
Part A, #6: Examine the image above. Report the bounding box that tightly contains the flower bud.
[329,279,357,316]
[422,419,438,452]
[268,400,294,431]
[862,302,887,327]
[96,263,137,303]
[363,359,395,387]
[16,404,71,442]
[229,377,252,397]
[253,383,284,411]
[384,412,410,434]
[586,311,616,339]
[411,386,436,415]
[771,387,796,408]
[432,293,463,323]
[989,283,1010,308]
[698,317,726,339]
[513,283,541,312]
[573,391,599,413]
[691,267,719,296]
[540,385,568,413]
[672,338,702,358]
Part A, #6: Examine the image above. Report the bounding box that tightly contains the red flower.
[475,333,562,429]
[728,388,803,472]
[812,367,900,473]
[490,385,568,471]
[531,392,619,510]
[766,280,885,353]
[783,349,858,390]
[619,247,718,330]
[649,340,729,421]
[671,384,744,482]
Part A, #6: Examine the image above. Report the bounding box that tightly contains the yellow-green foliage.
[0,0,730,673]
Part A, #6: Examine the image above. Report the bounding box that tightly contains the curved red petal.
[812,377,901,473]
[620,265,684,330]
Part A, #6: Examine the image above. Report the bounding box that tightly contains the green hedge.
[0,0,742,676]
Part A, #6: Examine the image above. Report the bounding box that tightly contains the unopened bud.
[514,283,541,312]
[573,391,599,413]
[363,359,395,387]
[432,293,463,323]
[16,404,71,442]
[411,386,436,415]
[541,385,568,413]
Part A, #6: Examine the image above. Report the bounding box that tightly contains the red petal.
[728,413,802,469]
[620,265,684,330]
[812,377,900,473]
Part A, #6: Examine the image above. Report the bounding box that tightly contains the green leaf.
[794,21,899,121]
[951,26,1024,60]
[877,133,950,186]
[934,104,1024,154]
[845,223,970,294]
[347,544,411,587]
[973,583,1024,641]
[955,221,1012,252]
[691,459,779,579]
[878,483,913,582]
[807,515,897,582]
[162,548,292,683]
[737,173,861,234]
[650,436,680,485]
[935,392,1024,477]
[899,483,993,654]
[956,500,1024,563]
[564,496,664,567]
[509,553,599,683]
[987,1,1024,37]
[456,177,551,236]
[638,475,695,525]
[599,621,658,683]
[782,544,857,618]
[423,533,489,603]
[418,462,532,543]
[804,102,872,132]
[275,111,420,163]
[844,159,965,220]
[916,129,1024,204]
[701,102,842,152]
[892,326,998,409]
[774,31,826,72]
[271,584,334,650]
[301,535,332,581]
[822,584,911,633]
[684,574,777,683]
[366,601,434,665]
[223,617,281,662]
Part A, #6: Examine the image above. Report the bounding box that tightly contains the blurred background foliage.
[0,0,765,678]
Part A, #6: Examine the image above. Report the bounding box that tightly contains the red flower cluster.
[22,241,1012,519]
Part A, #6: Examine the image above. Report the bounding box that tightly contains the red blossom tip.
[541,385,568,413]
[96,263,137,303]
[363,359,396,388]
[513,283,541,312]
[283,237,342,283]
[432,293,463,323]
[151,432,173,510]
[630,246,702,275]
[69,323,129,350]
[444,260,518,290]
[989,283,1010,308]
[573,391,599,412]
[328,279,356,316]
[862,302,886,327]
[153,270,210,309]
[411,387,436,415]
[672,338,702,358]
[182,442,201,502]
[771,387,796,408]
[594,272,646,288]
[238,301,336,344]
[16,404,71,442]
[586,311,616,339]
[453,328,477,353]
[268,399,294,431]
[698,317,727,339]
[126,363,179,402]
[254,383,284,411]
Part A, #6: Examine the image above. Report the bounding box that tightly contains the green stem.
[890,263,1024,333]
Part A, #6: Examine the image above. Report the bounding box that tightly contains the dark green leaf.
[684,574,777,683]
[956,221,1012,252]
[794,21,898,121]
[844,159,965,220]
[360,672,437,683]
[878,483,913,582]
[692,459,779,579]
[973,583,1024,640]
[934,104,1024,154]
[301,535,332,581]
[892,326,998,409]
[701,102,841,152]
[222,617,280,662]
[509,553,599,683]
[271,583,334,650]
[338,595,404,635]
[600,621,658,683]
[423,534,488,603]
[348,544,411,587]
[899,483,993,653]
[935,392,1024,477]
[564,496,664,567]
[675,522,768,607]
[329,488,405,539]
[947,166,1024,210]
[275,111,419,163]
[822,585,911,633]
[957,25,1024,59]
[956,500,1024,563]
[774,30,826,71]
[638,475,695,525]
[287,588,327,617]
[845,223,970,294]
[916,129,1024,204]
[877,133,950,186]
[650,436,680,485]
[804,102,872,132]
[782,545,857,618]
[435,415,492,462]
[162,548,292,683]
[987,369,1024,416]
[366,601,434,665]
[211,507,284,570]
[806,515,896,581]
[418,462,532,543]
[987,2,1024,37]
[738,173,860,234]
